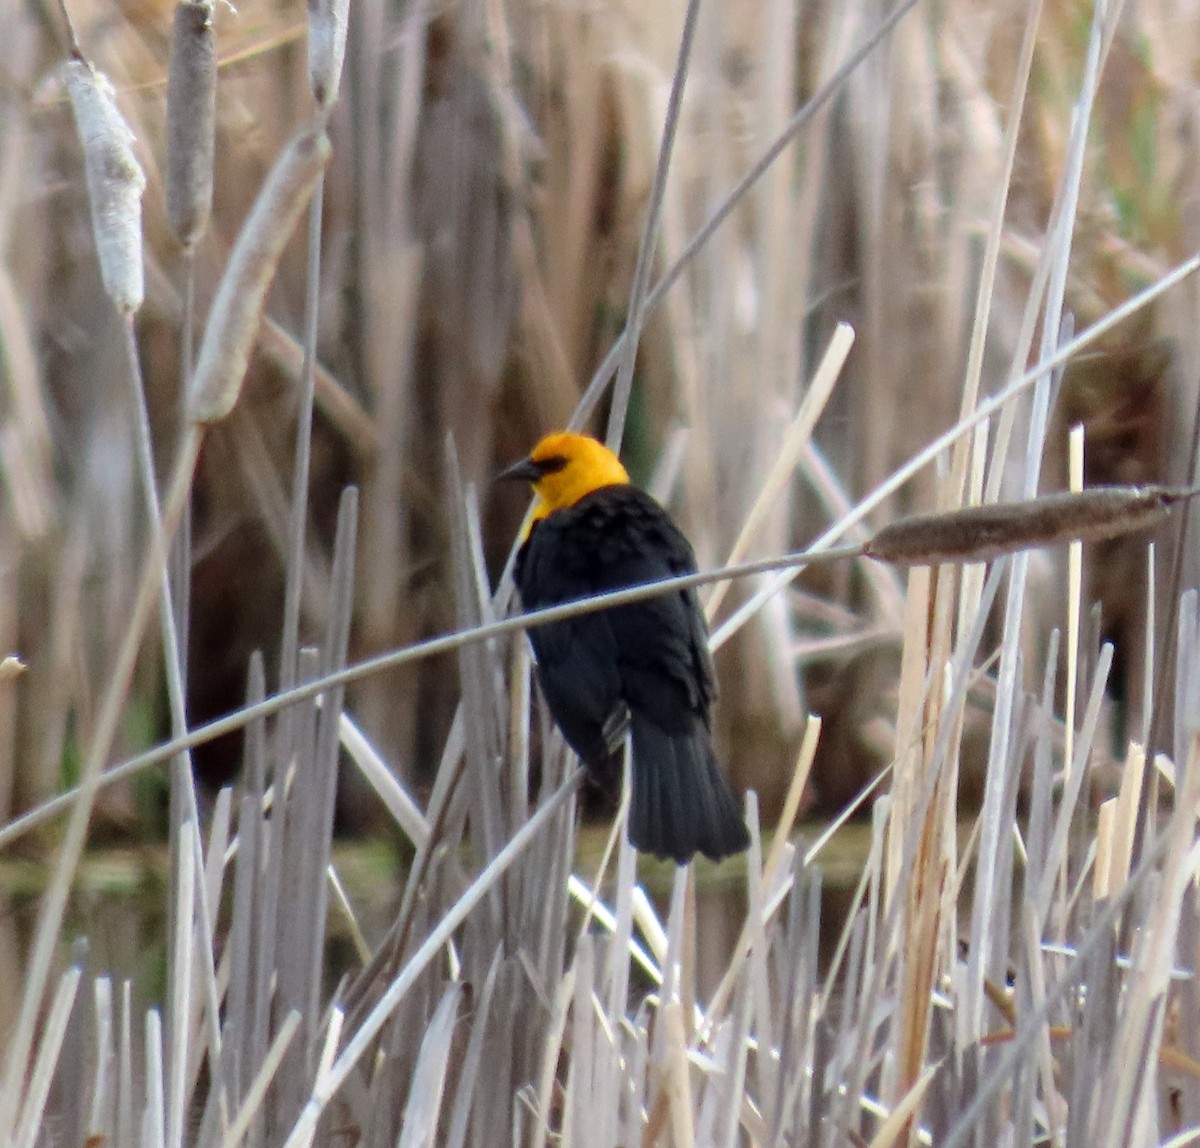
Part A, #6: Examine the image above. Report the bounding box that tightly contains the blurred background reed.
[4,0,1200,1143]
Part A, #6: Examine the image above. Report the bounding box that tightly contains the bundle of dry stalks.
[4,0,1200,1144]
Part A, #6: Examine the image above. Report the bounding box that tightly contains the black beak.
[493,456,542,485]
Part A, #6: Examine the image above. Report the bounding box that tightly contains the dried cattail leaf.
[166,0,216,248]
[307,0,349,108]
[63,59,146,314]
[865,486,1198,567]
[187,126,331,424]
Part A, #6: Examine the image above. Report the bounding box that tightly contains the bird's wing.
[516,509,627,757]
[579,488,717,718]
[515,486,717,725]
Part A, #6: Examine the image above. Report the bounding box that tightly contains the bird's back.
[515,484,747,861]
[515,484,714,726]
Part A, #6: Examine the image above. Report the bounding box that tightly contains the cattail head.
[187,126,331,424]
[63,59,146,314]
[166,0,217,248]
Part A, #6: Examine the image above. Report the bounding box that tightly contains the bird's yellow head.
[497,432,630,526]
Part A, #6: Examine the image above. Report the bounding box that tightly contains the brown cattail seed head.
[166,0,217,248]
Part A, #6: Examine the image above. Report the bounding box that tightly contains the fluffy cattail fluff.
[187,126,331,424]
[166,0,216,248]
[307,0,350,109]
[63,59,146,314]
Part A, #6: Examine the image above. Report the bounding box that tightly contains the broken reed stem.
[307,0,349,108]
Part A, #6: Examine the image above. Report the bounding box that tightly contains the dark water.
[1,827,867,1020]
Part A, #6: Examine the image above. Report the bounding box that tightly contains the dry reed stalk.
[604,0,702,453]
[946,0,1043,508]
[186,791,227,1104]
[885,565,930,915]
[395,984,461,1147]
[338,710,430,848]
[276,179,327,713]
[886,558,958,1137]
[220,1010,301,1148]
[11,966,81,1148]
[348,0,425,759]
[86,978,114,1142]
[144,1009,166,1148]
[0,425,203,1148]
[280,0,350,735]
[307,0,349,108]
[1100,743,1147,897]
[14,5,1200,1143]
[710,252,1200,652]
[281,772,580,1148]
[1064,427,1086,901]
[165,819,195,1148]
[703,323,854,622]
[0,267,56,543]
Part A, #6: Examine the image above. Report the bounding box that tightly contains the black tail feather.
[627,714,749,863]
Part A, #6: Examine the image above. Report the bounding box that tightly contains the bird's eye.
[536,455,569,475]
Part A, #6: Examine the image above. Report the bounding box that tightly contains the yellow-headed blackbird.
[498,431,749,864]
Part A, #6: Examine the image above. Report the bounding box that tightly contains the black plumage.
[514,483,749,863]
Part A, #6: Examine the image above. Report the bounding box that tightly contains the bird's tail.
[627,713,749,863]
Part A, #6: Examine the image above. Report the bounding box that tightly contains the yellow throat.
[500,432,631,535]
